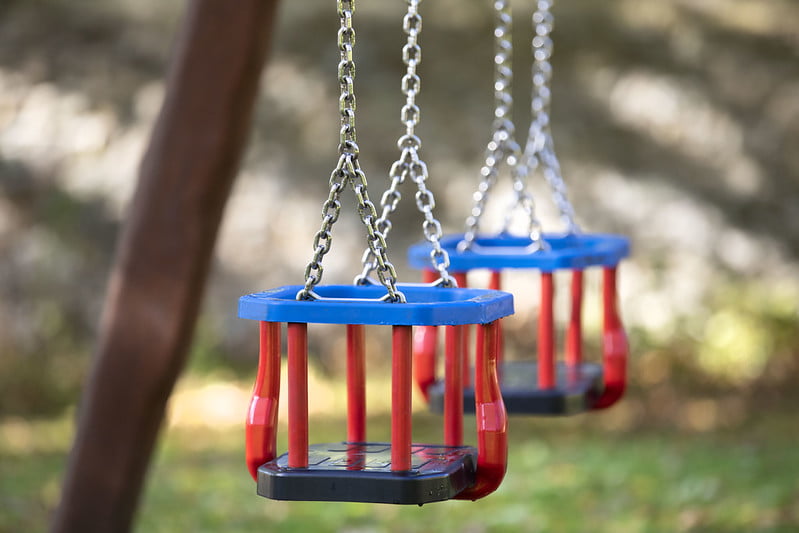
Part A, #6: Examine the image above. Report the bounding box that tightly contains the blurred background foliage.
[1,0,798,531]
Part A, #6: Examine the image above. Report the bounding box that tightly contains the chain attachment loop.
[298,0,405,303]
[357,0,456,289]
[523,0,580,234]
[463,0,583,250]
[461,0,547,252]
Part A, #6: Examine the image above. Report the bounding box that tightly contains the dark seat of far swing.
[426,360,604,416]
[257,443,477,505]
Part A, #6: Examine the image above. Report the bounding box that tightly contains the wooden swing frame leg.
[52,1,281,531]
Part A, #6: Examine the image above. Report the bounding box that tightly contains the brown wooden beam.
[52,1,281,531]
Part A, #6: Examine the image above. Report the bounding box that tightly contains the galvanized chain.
[504,150,547,248]
[461,0,546,251]
[356,0,455,287]
[524,0,580,233]
[298,0,404,302]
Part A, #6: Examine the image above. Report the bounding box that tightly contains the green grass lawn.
[3,402,797,533]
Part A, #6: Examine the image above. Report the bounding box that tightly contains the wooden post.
[52,1,281,531]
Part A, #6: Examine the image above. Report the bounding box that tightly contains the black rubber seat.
[257,442,478,505]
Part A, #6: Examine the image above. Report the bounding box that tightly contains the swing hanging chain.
[298,0,405,303]
[356,0,455,288]
[505,151,547,248]
[524,0,580,234]
[461,0,546,252]
[461,0,514,250]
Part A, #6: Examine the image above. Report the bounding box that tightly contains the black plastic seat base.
[428,361,604,415]
[257,442,477,505]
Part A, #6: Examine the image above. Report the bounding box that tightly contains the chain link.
[298,0,404,302]
[461,0,546,251]
[356,0,455,287]
[523,0,580,233]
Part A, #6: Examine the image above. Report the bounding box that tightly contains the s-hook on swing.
[408,0,630,416]
[241,0,513,505]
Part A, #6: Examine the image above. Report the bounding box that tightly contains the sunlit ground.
[2,373,797,533]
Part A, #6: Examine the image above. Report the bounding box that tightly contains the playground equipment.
[241,0,513,504]
[409,0,630,416]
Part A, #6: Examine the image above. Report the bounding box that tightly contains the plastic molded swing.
[242,0,514,504]
[409,233,629,416]
[241,285,512,504]
[408,0,630,416]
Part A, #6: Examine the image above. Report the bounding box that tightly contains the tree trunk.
[52,1,281,531]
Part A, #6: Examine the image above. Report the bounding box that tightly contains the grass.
[136,416,799,533]
[2,382,798,533]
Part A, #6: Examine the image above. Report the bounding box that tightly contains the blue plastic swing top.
[238,284,514,326]
[407,233,630,272]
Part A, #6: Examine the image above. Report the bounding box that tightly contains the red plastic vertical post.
[245,321,281,480]
[287,322,308,468]
[392,325,413,471]
[538,272,555,389]
[455,320,507,501]
[459,323,471,389]
[346,324,366,443]
[565,269,583,385]
[488,271,504,378]
[444,325,464,446]
[565,269,584,366]
[454,272,471,388]
[594,266,629,409]
[413,270,439,400]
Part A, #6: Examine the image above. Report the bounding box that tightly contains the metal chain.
[356,0,455,287]
[524,0,580,233]
[461,0,546,251]
[504,150,547,247]
[297,0,404,302]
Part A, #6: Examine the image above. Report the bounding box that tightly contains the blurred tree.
[51,1,281,531]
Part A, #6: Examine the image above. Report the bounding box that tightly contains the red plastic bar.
[460,322,471,389]
[594,266,628,409]
[412,270,439,400]
[444,325,464,446]
[392,325,413,471]
[488,271,504,378]
[287,322,308,468]
[538,272,555,389]
[565,269,584,368]
[346,324,366,443]
[245,321,281,480]
[455,320,507,500]
[455,272,471,388]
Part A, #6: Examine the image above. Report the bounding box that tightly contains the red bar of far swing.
[488,271,504,379]
[412,269,440,399]
[566,270,584,367]
[538,273,555,389]
[594,265,628,409]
